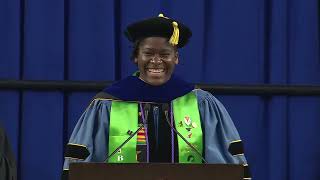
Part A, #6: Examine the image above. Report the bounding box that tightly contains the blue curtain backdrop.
[0,0,319,179]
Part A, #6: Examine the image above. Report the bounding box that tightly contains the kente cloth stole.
[107,91,203,163]
[136,110,147,162]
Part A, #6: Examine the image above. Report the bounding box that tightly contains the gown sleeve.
[196,89,251,179]
[62,99,111,180]
[0,126,17,180]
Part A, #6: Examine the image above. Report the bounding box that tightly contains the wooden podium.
[69,163,244,180]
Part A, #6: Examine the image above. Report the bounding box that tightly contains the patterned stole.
[136,110,147,162]
[108,91,203,163]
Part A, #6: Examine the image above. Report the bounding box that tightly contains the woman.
[62,14,251,179]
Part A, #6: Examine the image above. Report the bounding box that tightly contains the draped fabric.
[0,0,319,180]
[0,125,17,180]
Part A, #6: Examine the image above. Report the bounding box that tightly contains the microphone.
[143,104,151,122]
[141,103,150,162]
[162,104,207,163]
[105,103,151,162]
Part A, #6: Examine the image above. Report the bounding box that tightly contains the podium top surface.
[69,163,244,180]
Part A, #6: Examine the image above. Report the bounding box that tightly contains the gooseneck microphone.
[162,104,207,164]
[104,103,150,162]
[141,103,151,162]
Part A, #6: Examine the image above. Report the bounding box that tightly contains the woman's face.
[134,37,179,86]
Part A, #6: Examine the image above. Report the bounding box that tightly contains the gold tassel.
[158,13,179,46]
[169,21,179,46]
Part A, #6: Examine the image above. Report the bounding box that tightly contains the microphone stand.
[104,125,144,162]
[163,106,207,164]
[105,104,150,162]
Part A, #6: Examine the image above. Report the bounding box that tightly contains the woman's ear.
[175,52,179,64]
[134,57,138,64]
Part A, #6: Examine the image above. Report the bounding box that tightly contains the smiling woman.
[134,37,178,86]
[61,14,251,180]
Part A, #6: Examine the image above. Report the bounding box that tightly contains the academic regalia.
[62,75,250,179]
[0,126,17,180]
[62,14,251,180]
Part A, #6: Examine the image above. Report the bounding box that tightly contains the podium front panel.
[69,163,244,180]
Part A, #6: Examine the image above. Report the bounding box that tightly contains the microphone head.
[162,103,170,112]
[143,103,151,111]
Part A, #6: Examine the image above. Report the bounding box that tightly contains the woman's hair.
[130,39,142,61]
